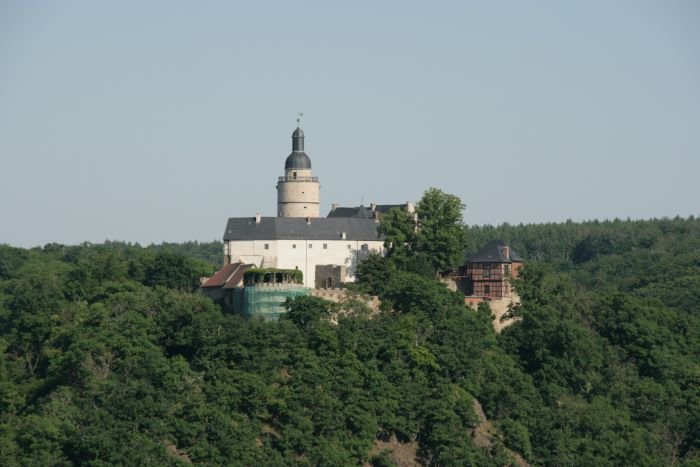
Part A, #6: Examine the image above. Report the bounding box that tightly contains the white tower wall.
[277,168,320,217]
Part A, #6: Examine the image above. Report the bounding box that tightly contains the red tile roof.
[223,263,252,289]
[202,263,242,288]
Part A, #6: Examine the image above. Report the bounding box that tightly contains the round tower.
[276,126,321,217]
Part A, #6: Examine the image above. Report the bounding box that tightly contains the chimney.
[255,213,261,224]
[306,217,311,225]
[331,203,339,211]
[503,246,510,259]
[341,232,347,240]
[406,202,415,214]
[370,202,377,211]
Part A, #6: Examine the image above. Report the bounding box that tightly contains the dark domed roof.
[286,126,311,169]
[285,152,312,169]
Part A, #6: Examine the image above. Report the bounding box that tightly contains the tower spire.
[292,113,305,152]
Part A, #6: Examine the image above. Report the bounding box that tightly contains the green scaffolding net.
[242,285,310,321]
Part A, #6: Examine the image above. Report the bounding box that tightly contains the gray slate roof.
[224,217,382,241]
[374,204,408,214]
[327,204,408,218]
[468,239,523,263]
[327,206,373,218]
[285,151,312,170]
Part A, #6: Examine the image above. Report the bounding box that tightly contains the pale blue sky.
[1,1,698,247]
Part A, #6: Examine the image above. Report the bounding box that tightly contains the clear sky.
[1,1,699,247]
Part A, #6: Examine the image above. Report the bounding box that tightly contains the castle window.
[347,244,352,249]
[504,265,510,277]
[483,265,491,278]
[264,244,269,250]
[293,244,296,249]
[293,171,297,179]
[484,285,491,295]
[361,244,368,251]
[323,243,327,249]
[309,244,313,249]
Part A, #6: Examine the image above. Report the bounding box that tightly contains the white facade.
[224,238,384,288]
[220,125,389,289]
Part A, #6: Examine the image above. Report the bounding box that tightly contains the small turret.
[285,126,312,170]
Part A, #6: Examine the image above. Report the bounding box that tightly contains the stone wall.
[465,294,521,333]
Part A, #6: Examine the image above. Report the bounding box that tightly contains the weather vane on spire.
[296,112,304,127]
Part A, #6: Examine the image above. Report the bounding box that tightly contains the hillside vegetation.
[1,215,699,465]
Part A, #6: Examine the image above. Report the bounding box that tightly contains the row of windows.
[477,264,511,278]
[263,243,364,250]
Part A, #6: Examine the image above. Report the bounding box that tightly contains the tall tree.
[415,187,467,274]
[377,207,416,268]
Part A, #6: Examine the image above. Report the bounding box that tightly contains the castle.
[204,123,521,324]
[220,124,388,289]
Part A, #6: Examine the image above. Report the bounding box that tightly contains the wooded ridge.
[0,214,698,465]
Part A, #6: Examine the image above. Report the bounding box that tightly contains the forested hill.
[466,216,700,311]
[1,216,699,465]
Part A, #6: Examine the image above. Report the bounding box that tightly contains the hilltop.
[0,215,698,465]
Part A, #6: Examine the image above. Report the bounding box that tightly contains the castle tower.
[276,126,321,217]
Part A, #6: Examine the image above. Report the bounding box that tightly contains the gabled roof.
[327,206,373,218]
[223,263,251,289]
[326,203,409,218]
[202,263,241,288]
[468,239,523,263]
[223,217,382,242]
[202,262,252,289]
[374,204,409,214]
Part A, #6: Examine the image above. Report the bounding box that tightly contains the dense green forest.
[1,209,699,465]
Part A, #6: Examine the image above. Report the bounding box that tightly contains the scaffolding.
[242,284,310,321]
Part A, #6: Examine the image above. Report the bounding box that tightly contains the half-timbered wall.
[463,262,520,298]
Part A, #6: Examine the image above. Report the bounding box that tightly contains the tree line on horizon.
[0,191,698,465]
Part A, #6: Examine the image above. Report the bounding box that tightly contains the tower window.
[293,171,297,179]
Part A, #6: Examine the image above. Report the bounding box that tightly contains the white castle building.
[221,125,396,288]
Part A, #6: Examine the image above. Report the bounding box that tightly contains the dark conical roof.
[285,126,311,169]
